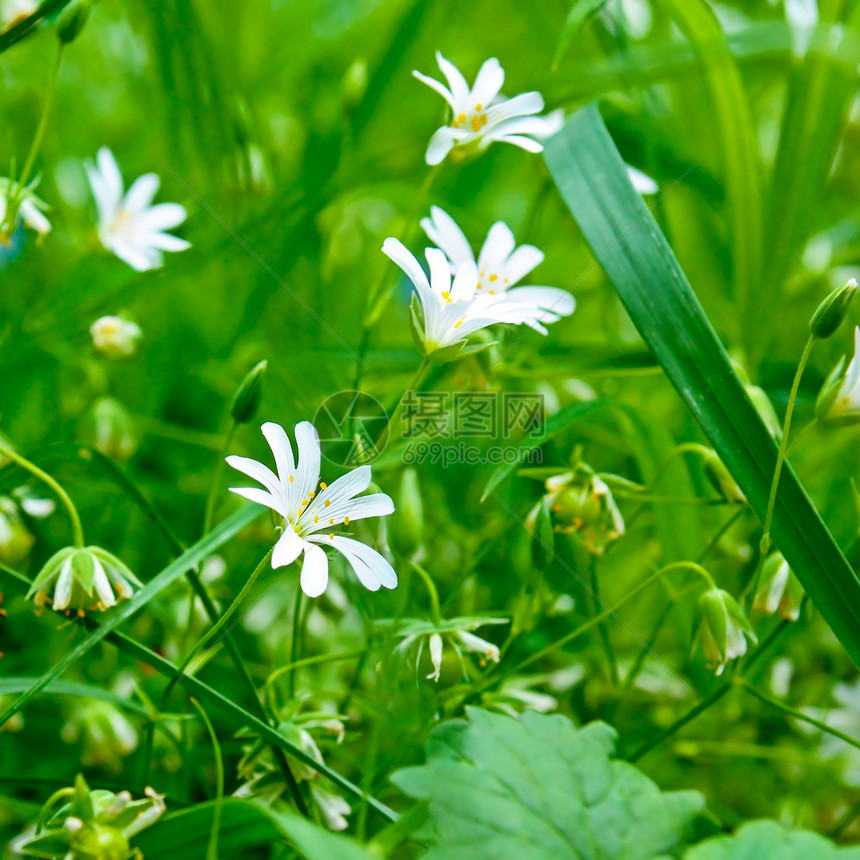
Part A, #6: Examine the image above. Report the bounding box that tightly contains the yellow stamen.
[489,273,498,282]
[320,482,327,490]
[329,533,334,539]
[324,499,330,507]
[344,516,350,525]
[289,475,295,483]
[458,113,466,123]
[329,518,334,525]
[313,515,319,523]
[475,103,482,111]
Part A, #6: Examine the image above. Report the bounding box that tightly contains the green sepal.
[25,546,75,598]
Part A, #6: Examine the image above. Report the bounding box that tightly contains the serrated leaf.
[543,105,860,668]
[684,820,860,859]
[391,707,703,859]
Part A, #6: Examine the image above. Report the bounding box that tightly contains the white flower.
[1,0,37,31]
[85,147,190,272]
[697,587,757,676]
[413,52,560,165]
[90,315,143,358]
[383,238,569,358]
[0,177,51,242]
[227,421,397,598]
[420,206,575,333]
[626,165,658,195]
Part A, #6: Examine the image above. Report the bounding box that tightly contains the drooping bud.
[696,587,757,675]
[57,0,91,43]
[810,278,857,340]
[699,446,745,505]
[90,315,142,358]
[87,396,137,460]
[817,326,860,424]
[61,700,138,772]
[230,360,267,424]
[391,467,424,556]
[26,545,141,613]
[752,552,804,621]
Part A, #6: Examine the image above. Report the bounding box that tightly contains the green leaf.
[0,677,149,717]
[480,400,608,502]
[391,707,703,859]
[0,503,261,728]
[133,798,377,860]
[543,105,860,667]
[553,0,611,71]
[684,820,860,859]
[658,0,763,360]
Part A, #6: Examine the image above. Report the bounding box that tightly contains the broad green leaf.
[684,820,860,859]
[544,105,860,667]
[0,503,261,728]
[480,400,608,501]
[133,799,377,860]
[391,707,703,859]
[657,0,763,363]
[553,0,611,70]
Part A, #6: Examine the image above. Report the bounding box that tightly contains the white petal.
[477,221,516,275]
[435,51,469,106]
[489,116,560,139]
[294,421,321,503]
[427,632,443,682]
[303,465,372,526]
[420,206,474,270]
[142,231,191,252]
[425,247,452,297]
[273,528,305,568]
[450,259,479,302]
[109,239,161,272]
[425,127,461,166]
[228,485,285,516]
[300,542,329,598]
[489,134,545,154]
[470,58,504,108]
[485,92,545,125]
[19,199,51,236]
[261,422,297,506]
[92,557,116,607]
[316,535,397,592]
[53,557,74,610]
[505,286,575,319]
[501,245,545,286]
[382,237,430,290]
[627,165,658,195]
[225,455,283,500]
[412,70,456,109]
[96,147,124,211]
[123,173,160,214]
[137,202,188,232]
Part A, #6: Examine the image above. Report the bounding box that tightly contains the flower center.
[451,103,489,133]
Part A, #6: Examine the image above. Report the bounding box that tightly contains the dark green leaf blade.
[543,105,860,667]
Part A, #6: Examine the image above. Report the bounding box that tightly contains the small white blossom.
[825,326,860,421]
[227,421,397,598]
[420,206,575,334]
[0,177,51,242]
[383,237,570,358]
[90,315,143,358]
[85,147,189,272]
[413,52,560,165]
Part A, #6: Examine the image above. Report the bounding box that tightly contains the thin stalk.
[175,548,273,680]
[12,44,63,204]
[190,698,224,860]
[739,680,860,752]
[376,358,430,451]
[0,444,83,547]
[202,421,237,537]
[760,335,816,554]
[590,556,618,684]
[287,584,304,699]
[265,649,364,712]
[786,417,818,456]
[409,559,441,624]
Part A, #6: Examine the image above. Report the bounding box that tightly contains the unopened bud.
[57,0,91,44]
[753,552,803,621]
[88,397,137,460]
[700,447,745,505]
[697,587,756,675]
[230,360,267,424]
[340,59,368,112]
[817,326,860,424]
[391,467,423,556]
[810,278,857,340]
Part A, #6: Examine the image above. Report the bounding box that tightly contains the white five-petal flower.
[420,206,575,333]
[413,52,559,165]
[383,237,565,357]
[826,326,860,421]
[90,316,143,358]
[227,421,397,598]
[85,147,190,272]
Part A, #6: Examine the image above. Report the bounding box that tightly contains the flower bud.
[26,545,141,613]
[90,315,142,358]
[817,327,860,424]
[57,0,91,44]
[391,467,423,556]
[340,58,368,112]
[746,384,782,440]
[697,587,757,675]
[752,552,804,621]
[545,471,625,556]
[810,278,857,340]
[61,700,138,772]
[87,396,137,460]
[231,360,267,424]
[701,447,745,505]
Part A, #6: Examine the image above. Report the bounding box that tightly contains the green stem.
[265,649,364,712]
[176,548,273,682]
[287,583,304,700]
[0,443,83,547]
[786,417,818,456]
[202,421,237,536]
[760,335,816,554]
[376,358,431,451]
[590,556,618,685]
[410,559,441,624]
[190,698,224,860]
[12,44,63,204]
[739,680,860,753]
